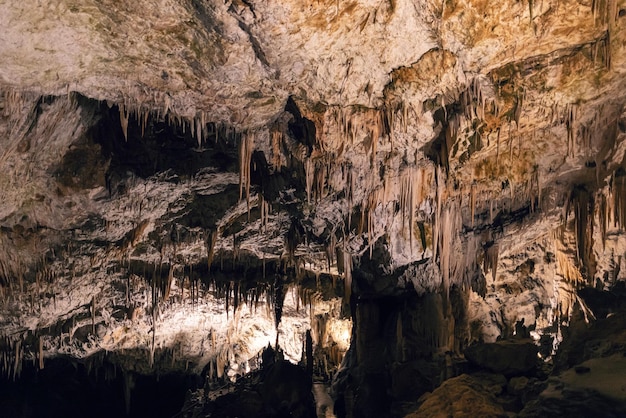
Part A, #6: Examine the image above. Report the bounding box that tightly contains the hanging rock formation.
[2,0,626,416]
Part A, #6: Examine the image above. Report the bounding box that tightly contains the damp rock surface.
[464,340,540,376]
[2,0,626,417]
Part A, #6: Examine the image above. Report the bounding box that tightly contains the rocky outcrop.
[407,373,508,418]
[464,340,539,376]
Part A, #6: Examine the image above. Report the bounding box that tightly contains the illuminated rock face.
[1,0,626,416]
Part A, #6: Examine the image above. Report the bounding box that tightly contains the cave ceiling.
[1,0,626,398]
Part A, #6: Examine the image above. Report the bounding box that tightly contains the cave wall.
[2,0,626,416]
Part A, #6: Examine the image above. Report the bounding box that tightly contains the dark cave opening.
[86,98,239,188]
[0,357,200,418]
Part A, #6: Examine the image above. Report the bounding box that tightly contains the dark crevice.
[0,356,199,418]
[285,97,317,154]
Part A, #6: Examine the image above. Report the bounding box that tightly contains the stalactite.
[91,296,96,335]
[513,90,524,128]
[150,267,157,367]
[604,29,612,71]
[259,194,270,231]
[483,242,499,282]
[274,277,285,330]
[525,166,542,212]
[325,234,336,272]
[509,130,514,163]
[592,0,616,26]
[439,203,459,302]
[555,243,584,286]
[4,89,27,119]
[566,104,577,157]
[206,229,218,271]
[599,191,608,248]
[270,129,283,172]
[399,166,425,253]
[370,110,382,167]
[139,107,149,138]
[566,186,596,283]
[239,132,254,216]
[342,248,352,303]
[470,182,476,227]
[346,164,354,228]
[305,158,314,205]
[611,170,626,229]
[37,335,44,370]
[432,166,445,260]
[119,104,129,141]
[13,339,22,381]
[1,337,24,380]
[163,264,173,301]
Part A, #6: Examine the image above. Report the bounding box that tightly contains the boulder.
[464,340,538,376]
[406,374,507,418]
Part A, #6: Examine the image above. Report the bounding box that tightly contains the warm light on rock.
[1,0,626,416]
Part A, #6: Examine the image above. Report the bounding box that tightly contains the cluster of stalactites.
[592,0,619,27]
[596,170,626,249]
[327,106,391,167]
[590,30,612,70]
[0,337,24,380]
[206,330,237,381]
[399,166,427,253]
[319,101,416,163]
[432,166,488,297]
[310,310,347,376]
[270,129,284,173]
[1,89,53,146]
[0,333,45,380]
[437,201,462,303]
[555,237,585,286]
[116,100,212,149]
[563,187,596,285]
[545,101,612,161]
[483,242,499,282]
[458,77,495,123]
[436,76,499,174]
[0,249,61,314]
[610,172,626,230]
[2,89,38,123]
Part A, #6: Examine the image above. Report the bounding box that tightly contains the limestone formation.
[1,0,626,416]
